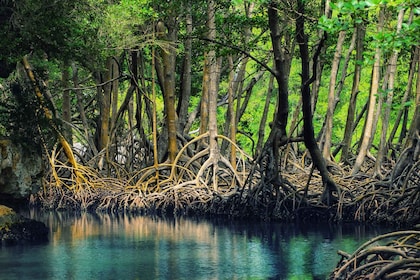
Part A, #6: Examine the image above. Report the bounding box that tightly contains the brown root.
[329,230,420,280]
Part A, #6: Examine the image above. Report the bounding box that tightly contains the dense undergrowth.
[31,136,419,227]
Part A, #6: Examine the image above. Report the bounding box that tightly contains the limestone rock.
[0,139,43,199]
[0,205,48,245]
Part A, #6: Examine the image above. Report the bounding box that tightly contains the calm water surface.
[0,210,392,280]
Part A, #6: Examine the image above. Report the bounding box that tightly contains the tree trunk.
[390,53,420,184]
[322,30,346,161]
[22,56,82,182]
[156,20,178,163]
[405,45,420,150]
[352,6,385,175]
[110,57,119,141]
[227,56,236,167]
[61,61,72,145]
[296,0,339,204]
[200,59,210,136]
[387,46,418,150]
[310,0,331,116]
[96,58,112,153]
[221,3,254,153]
[374,8,406,176]
[201,0,221,191]
[320,29,357,157]
[72,63,98,155]
[252,1,291,189]
[255,74,275,157]
[335,29,357,107]
[177,7,192,135]
[267,1,289,143]
[341,22,366,163]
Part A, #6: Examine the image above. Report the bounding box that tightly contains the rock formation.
[0,205,48,245]
[0,139,43,200]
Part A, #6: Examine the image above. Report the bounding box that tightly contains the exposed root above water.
[32,134,419,226]
[329,230,420,280]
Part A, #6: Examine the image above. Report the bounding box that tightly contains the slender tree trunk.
[320,29,357,157]
[310,0,331,114]
[203,0,221,190]
[156,20,178,163]
[233,57,248,133]
[341,22,366,163]
[206,0,217,146]
[405,45,420,150]
[352,6,385,175]
[72,63,98,155]
[110,57,119,139]
[255,74,274,157]
[388,46,418,150]
[221,63,262,153]
[227,56,236,167]
[267,1,289,142]
[22,56,83,182]
[296,0,339,204]
[247,1,291,192]
[200,59,210,136]
[335,29,357,105]
[322,30,347,161]
[252,1,290,188]
[178,6,192,135]
[61,61,72,144]
[233,3,254,136]
[244,1,290,203]
[238,70,265,122]
[391,46,420,184]
[97,58,112,153]
[221,3,255,154]
[374,8,406,176]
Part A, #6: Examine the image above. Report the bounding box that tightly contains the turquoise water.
[0,211,391,279]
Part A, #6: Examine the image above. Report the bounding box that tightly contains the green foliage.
[0,78,57,152]
[0,0,106,73]
[101,0,158,51]
[0,0,417,165]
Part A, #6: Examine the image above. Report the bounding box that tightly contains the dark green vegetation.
[0,0,419,226]
[0,205,48,245]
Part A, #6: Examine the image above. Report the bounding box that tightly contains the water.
[0,210,392,280]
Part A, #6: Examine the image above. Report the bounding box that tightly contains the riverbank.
[31,163,419,227]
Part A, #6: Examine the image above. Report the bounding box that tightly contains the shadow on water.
[0,209,393,280]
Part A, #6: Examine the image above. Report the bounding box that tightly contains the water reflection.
[0,210,391,279]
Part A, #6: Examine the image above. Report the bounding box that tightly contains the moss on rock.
[0,204,48,245]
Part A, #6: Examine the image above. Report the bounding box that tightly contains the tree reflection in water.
[0,210,391,279]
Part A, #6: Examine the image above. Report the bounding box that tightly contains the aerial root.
[34,134,419,223]
[35,133,250,214]
[329,230,420,280]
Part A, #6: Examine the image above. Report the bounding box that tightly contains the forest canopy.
[0,0,419,223]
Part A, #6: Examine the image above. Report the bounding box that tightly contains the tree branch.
[197,37,277,77]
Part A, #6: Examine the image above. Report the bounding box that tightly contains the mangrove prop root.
[34,121,419,222]
[329,230,420,280]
